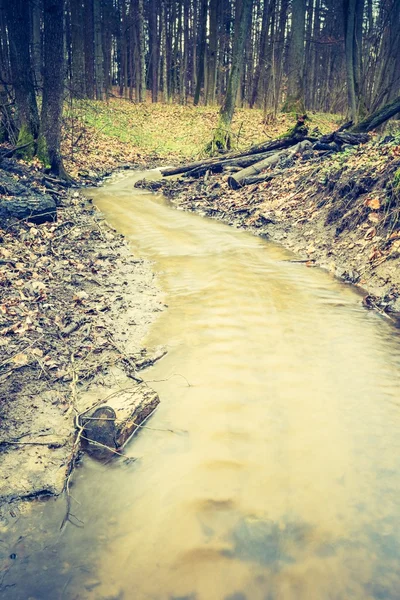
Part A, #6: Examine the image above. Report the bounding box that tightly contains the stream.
[2,170,400,600]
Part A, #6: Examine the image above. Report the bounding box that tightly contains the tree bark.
[93,0,104,99]
[149,0,159,102]
[84,0,95,99]
[212,0,253,150]
[137,0,146,102]
[70,0,86,98]
[205,0,218,105]
[351,95,400,132]
[40,0,69,179]
[193,0,208,105]
[227,140,312,189]
[4,0,40,155]
[283,0,306,112]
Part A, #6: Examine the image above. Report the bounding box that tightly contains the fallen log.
[235,169,284,187]
[0,194,57,224]
[160,135,306,177]
[318,131,370,145]
[80,383,160,457]
[183,149,278,178]
[351,95,400,133]
[228,140,312,190]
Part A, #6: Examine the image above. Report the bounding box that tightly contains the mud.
[0,162,165,505]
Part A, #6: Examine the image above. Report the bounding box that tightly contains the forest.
[3,2,400,598]
[1,0,400,176]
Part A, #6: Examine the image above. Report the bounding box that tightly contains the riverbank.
[0,159,165,506]
[139,135,400,322]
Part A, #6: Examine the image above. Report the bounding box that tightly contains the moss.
[16,125,35,160]
[205,126,232,155]
[36,135,50,168]
[393,168,400,189]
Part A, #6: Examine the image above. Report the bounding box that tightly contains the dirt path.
[0,163,165,506]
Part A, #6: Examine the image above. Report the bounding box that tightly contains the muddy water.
[3,171,400,600]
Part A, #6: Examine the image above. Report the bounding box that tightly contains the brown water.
[2,170,400,600]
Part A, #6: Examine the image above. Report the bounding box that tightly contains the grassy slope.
[62,98,339,178]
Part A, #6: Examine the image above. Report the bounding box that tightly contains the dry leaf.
[31,348,44,357]
[12,353,29,366]
[365,197,381,210]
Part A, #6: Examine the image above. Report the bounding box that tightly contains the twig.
[144,373,191,387]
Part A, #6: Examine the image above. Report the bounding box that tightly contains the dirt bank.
[137,136,400,323]
[0,159,165,506]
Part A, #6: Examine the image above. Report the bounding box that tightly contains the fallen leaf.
[365,197,381,210]
[12,353,29,366]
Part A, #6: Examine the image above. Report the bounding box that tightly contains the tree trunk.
[205,0,218,105]
[283,0,306,112]
[212,0,253,150]
[84,0,95,99]
[160,0,168,102]
[4,0,40,156]
[93,0,104,99]
[102,0,113,97]
[70,0,86,98]
[343,0,365,122]
[137,0,146,102]
[149,0,159,102]
[31,0,43,90]
[39,0,69,179]
[193,0,208,105]
[351,95,400,132]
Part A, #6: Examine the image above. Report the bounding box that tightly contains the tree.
[343,0,365,123]
[4,0,40,157]
[283,0,306,112]
[211,0,253,151]
[70,0,86,98]
[93,0,104,99]
[351,95,400,132]
[205,0,218,105]
[84,0,95,99]
[39,0,69,178]
[193,0,207,105]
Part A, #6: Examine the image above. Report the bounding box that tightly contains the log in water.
[3,170,400,600]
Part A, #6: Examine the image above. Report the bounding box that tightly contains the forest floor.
[1,99,399,509]
[0,155,165,511]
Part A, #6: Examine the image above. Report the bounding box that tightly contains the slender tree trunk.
[149,0,159,102]
[137,0,146,101]
[93,0,104,99]
[205,0,218,105]
[5,0,40,156]
[160,0,168,102]
[193,0,207,105]
[283,0,306,112]
[70,0,86,98]
[102,0,113,97]
[213,0,253,150]
[351,95,400,132]
[181,0,189,103]
[40,0,69,178]
[84,0,95,99]
[31,0,43,90]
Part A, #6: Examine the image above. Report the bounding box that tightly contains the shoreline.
[143,141,400,325]
[0,163,165,508]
